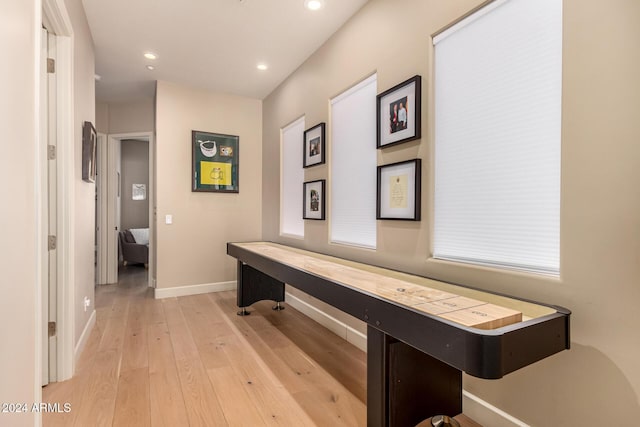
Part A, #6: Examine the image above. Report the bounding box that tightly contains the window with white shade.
[280,117,305,238]
[433,0,562,275]
[330,74,377,249]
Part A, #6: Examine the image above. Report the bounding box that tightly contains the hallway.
[42,266,367,426]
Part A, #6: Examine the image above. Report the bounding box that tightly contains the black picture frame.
[377,159,421,221]
[82,121,97,183]
[303,122,326,168]
[303,179,326,220]
[376,75,422,149]
[192,130,239,193]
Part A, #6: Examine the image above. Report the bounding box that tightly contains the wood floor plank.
[108,294,131,318]
[194,334,233,370]
[209,297,310,395]
[126,301,148,333]
[121,324,148,373]
[256,301,367,402]
[160,297,184,327]
[214,293,367,426]
[121,305,149,372]
[168,319,200,361]
[293,388,365,427]
[147,322,175,375]
[112,367,151,427]
[72,349,121,427]
[41,375,84,427]
[175,357,228,426]
[276,321,366,401]
[212,292,367,426]
[143,297,167,325]
[218,332,316,427]
[164,300,200,362]
[98,313,128,351]
[74,322,104,374]
[179,295,234,345]
[206,366,265,426]
[95,307,111,331]
[149,364,190,427]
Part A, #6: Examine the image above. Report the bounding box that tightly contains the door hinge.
[48,235,57,251]
[47,58,55,73]
[48,321,56,337]
[48,145,56,160]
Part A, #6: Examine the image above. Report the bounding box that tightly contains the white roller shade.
[433,0,562,275]
[280,117,305,238]
[330,74,377,249]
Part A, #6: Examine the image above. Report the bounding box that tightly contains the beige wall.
[155,81,262,289]
[95,98,154,134]
[121,140,150,230]
[262,0,640,424]
[0,1,39,425]
[95,101,109,133]
[66,0,97,347]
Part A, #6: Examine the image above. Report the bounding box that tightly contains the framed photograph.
[303,179,326,220]
[377,159,421,220]
[303,122,325,168]
[82,121,97,183]
[192,130,239,193]
[376,75,422,148]
[132,184,146,200]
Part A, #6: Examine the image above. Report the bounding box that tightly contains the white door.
[41,27,58,385]
[106,138,122,283]
[116,141,122,273]
[96,133,108,285]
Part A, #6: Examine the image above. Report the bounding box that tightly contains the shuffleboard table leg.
[272,301,285,311]
[367,325,462,427]
[236,261,285,312]
[237,307,251,316]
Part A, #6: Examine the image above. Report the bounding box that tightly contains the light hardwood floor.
[42,266,481,427]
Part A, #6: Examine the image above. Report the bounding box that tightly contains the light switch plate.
[165,214,172,224]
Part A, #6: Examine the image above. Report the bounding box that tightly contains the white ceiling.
[83,0,369,103]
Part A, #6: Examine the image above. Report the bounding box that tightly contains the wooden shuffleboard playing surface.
[230,242,551,330]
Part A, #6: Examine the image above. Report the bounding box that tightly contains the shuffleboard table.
[227,242,570,427]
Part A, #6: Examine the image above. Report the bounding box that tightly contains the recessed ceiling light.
[144,52,157,60]
[146,65,155,71]
[304,0,324,11]
[257,63,268,71]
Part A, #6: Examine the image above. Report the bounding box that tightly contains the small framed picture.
[303,179,326,220]
[82,121,97,183]
[376,75,421,148]
[132,184,146,200]
[192,130,239,193]
[303,122,325,168]
[377,159,421,221]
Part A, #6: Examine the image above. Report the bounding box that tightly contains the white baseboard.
[462,390,529,427]
[74,309,96,369]
[154,280,236,299]
[284,291,367,352]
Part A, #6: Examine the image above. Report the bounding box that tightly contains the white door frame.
[104,132,155,288]
[39,26,50,387]
[106,137,121,284]
[40,0,75,384]
[96,133,108,285]
[41,26,61,386]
